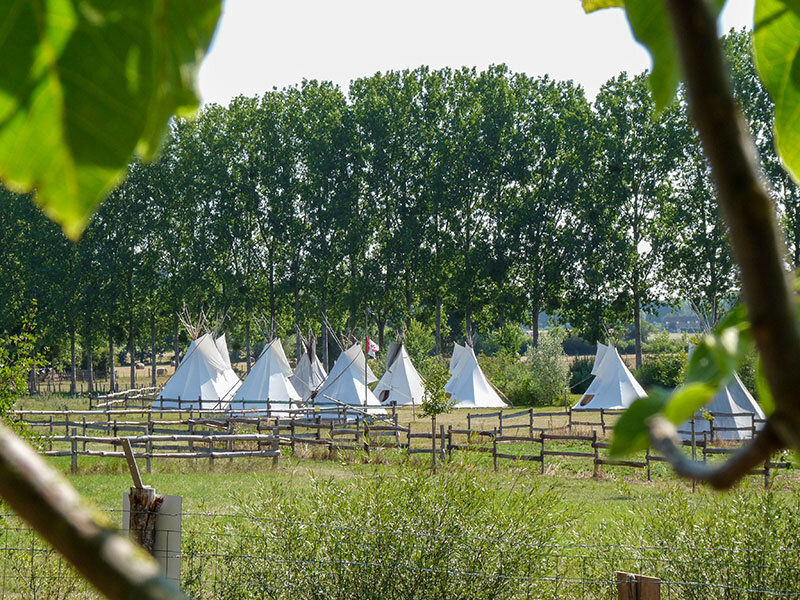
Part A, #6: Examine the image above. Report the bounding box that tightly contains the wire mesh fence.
[0,510,798,599]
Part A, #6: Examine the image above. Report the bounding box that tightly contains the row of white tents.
[574,343,765,440]
[159,333,764,438]
[158,333,508,414]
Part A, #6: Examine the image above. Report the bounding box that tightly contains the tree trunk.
[70,328,77,395]
[173,311,180,370]
[435,295,443,355]
[294,281,301,360]
[150,309,157,387]
[633,292,643,369]
[245,319,251,374]
[378,318,386,351]
[322,312,329,373]
[87,344,94,394]
[129,313,135,390]
[531,304,541,348]
[109,336,116,392]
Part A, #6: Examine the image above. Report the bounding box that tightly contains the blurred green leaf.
[0,0,222,239]
[755,359,776,415]
[623,0,726,112]
[686,304,752,386]
[581,0,624,13]
[610,390,669,456]
[662,382,716,424]
[754,0,800,183]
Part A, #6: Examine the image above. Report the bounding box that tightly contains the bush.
[404,319,435,367]
[420,356,454,417]
[477,324,527,356]
[634,352,687,389]
[527,330,570,405]
[642,330,687,354]
[569,357,594,394]
[196,469,569,600]
[478,353,536,405]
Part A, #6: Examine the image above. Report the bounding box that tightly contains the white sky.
[198,0,756,106]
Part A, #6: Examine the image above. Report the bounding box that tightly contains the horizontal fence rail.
[12,403,792,487]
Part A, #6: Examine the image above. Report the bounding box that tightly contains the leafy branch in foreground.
[588,0,800,487]
[0,1,222,239]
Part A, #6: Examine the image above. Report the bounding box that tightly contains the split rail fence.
[12,404,791,487]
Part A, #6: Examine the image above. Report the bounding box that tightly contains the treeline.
[0,30,795,386]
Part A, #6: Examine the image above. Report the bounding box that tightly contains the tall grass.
[183,468,569,599]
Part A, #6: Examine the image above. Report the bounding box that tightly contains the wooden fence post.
[272,425,279,467]
[467,413,472,439]
[431,414,437,470]
[691,417,697,493]
[529,408,534,440]
[447,425,453,460]
[646,447,651,482]
[290,421,296,454]
[539,430,546,474]
[600,408,606,435]
[146,419,153,474]
[592,430,600,478]
[440,424,446,462]
[764,459,771,489]
[71,428,77,474]
[82,416,87,452]
[492,427,498,472]
[406,423,411,458]
[499,410,504,437]
[616,571,661,600]
[49,416,53,451]
[568,407,573,432]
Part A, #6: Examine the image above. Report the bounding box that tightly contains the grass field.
[6,392,798,598]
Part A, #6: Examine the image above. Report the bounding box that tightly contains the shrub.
[211,469,569,600]
[404,319,435,367]
[478,324,527,356]
[569,357,594,394]
[527,329,570,405]
[634,352,687,389]
[420,356,454,417]
[478,353,535,405]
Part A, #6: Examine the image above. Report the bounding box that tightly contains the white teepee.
[678,345,765,440]
[573,344,646,410]
[159,333,241,410]
[374,342,425,406]
[678,374,765,441]
[290,339,327,402]
[445,343,507,408]
[231,338,301,415]
[312,344,386,417]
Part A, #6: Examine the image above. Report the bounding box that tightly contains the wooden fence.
[13,405,791,487]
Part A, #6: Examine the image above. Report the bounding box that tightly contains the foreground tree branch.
[649,416,783,489]
[653,0,800,485]
[0,423,186,600]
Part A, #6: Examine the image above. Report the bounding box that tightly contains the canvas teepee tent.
[312,344,386,417]
[159,332,242,410]
[374,342,425,406]
[231,338,301,415]
[290,337,327,402]
[444,343,506,409]
[573,344,646,410]
[678,345,765,440]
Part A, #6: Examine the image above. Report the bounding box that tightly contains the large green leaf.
[610,391,670,456]
[0,0,221,239]
[615,0,727,112]
[754,0,800,183]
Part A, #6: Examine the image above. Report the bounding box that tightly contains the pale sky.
[198,0,756,106]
